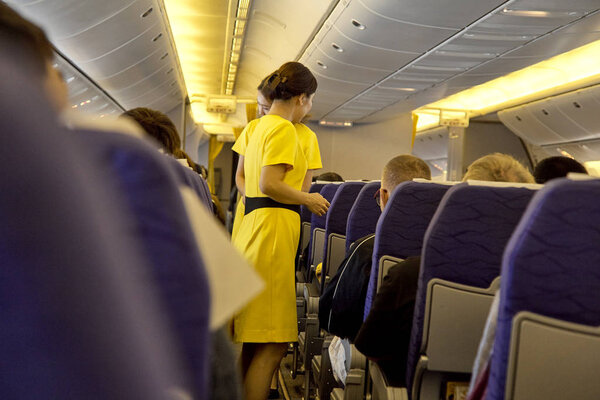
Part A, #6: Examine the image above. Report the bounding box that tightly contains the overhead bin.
[498,84,600,146]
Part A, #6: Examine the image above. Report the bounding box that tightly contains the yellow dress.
[232,122,321,241]
[232,115,308,342]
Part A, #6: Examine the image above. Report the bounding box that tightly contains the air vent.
[160,53,168,60]
[166,68,173,75]
[332,43,343,52]
[152,33,163,42]
[141,8,153,18]
[316,61,327,69]
[351,19,365,30]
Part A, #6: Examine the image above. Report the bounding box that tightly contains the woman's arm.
[260,164,329,216]
[301,170,314,192]
[235,156,245,197]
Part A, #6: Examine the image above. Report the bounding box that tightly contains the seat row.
[295,175,600,400]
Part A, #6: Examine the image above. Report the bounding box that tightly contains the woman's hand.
[305,192,330,216]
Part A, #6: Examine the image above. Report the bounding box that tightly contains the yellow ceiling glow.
[414,39,600,131]
[164,0,252,123]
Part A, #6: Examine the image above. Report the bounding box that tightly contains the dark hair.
[261,62,317,101]
[314,172,343,182]
[257,74,270,98]
[122,107,181,154]
[533,156,588,184]
[0,3,54,78]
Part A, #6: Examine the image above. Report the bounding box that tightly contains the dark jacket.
[354,256,421,387]
[318,234,375,341]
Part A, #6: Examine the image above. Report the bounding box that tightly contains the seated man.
[318,155,431,342]
[533,155,587,183]
[354,153,534,387]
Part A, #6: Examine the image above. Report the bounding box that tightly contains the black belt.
[245,196,300,215]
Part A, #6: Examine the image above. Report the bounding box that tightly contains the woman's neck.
[267,100,295,122]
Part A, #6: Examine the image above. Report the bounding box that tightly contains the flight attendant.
[231,72,322,242]
[232,62,329,400]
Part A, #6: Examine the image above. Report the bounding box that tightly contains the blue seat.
[321,182,366,283]
[364,181,451,319]
[407,183,537,398]
[487,179,600,400]
[345,181,381,252]
[73,129,211,399]
[309,183,342,270]
[166,156,213,210]
[0,64,184,399]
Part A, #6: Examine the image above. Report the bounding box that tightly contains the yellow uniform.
[295,123,323,170]
[232,122,321,240]
[232,115,307,342]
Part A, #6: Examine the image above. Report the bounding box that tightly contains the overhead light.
[462,32,535,41]
[413,39,600,120]
[435,50,498,59]
[558,148,575,159]
[319,120,353,127]
[411,65,468,72]
[501,8,585,18]
[413,110,440,132]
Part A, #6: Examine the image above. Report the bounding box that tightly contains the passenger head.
[380,155,431,210]
[122,107,182,154]
[533,156,588,184]
[0,3,68,112]
[314,172,344,182]
[462,153,534,183]
[262,61,317,122]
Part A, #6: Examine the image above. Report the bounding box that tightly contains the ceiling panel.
[361,0,505,30]
[304,48,391,84]
[504,31,600,58]
[235,0,337,97]
[332,0,457,53]
[310,28,418,70]
[6,0,136,40]
[8,0,187,115]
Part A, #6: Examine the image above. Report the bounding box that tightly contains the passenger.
[318,155,431,343]
[122,107,191,161]
[533,155,588,183]
[462,152,534,183]
[353,153,534,388]
[232,61,329,400]
[0,3,68,113]
[314,171,344,182]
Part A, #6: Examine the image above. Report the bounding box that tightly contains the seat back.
[167,157,213,210]
[487,179,600,400]
[321,182,366,279]
[364,181,451,319]
[407,183,537,394]
[345,181,381,252]
[0,66,184,399]
[74,129,211,398]
[309,183,341,268]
